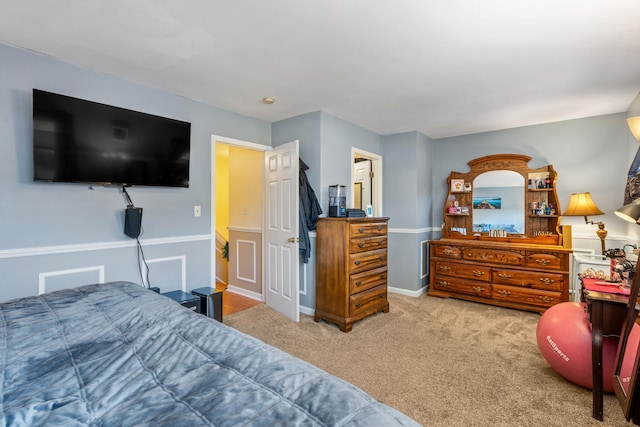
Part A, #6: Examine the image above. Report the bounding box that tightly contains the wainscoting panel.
[0,235,212,302]
[147,255,187,292]
[38,266,105,295]
[228,228,262,295]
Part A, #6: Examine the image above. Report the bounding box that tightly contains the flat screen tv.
[33,89,191,188]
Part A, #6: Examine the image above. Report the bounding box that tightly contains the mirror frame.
[441,154,565,245]
[612,263,640,422]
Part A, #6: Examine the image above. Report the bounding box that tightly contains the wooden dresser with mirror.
[428,154,573,313]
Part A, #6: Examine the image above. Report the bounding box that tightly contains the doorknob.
[287,237,299,243]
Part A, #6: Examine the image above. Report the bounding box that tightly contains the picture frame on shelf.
[451,179,464,193]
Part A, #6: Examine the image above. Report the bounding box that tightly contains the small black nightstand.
[191,287,223,322]
[161,290,202,314]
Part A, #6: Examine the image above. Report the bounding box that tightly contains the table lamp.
[615,198,640,224]
[562,192,607,254]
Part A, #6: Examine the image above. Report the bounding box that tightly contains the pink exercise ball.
[536,302,619,392]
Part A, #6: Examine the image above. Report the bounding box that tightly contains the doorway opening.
[212,136,268,307]
[351,148,383,216]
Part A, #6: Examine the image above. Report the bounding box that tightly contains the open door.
[263,140,300,321]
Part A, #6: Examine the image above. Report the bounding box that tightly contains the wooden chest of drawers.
[428,239,571,313]
[315,217,390,332]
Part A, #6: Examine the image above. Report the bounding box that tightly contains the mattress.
[0,281,419,426]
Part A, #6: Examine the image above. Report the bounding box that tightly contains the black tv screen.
[33,89,191,188]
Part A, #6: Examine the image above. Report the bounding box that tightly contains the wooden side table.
[581,278,637,421]
[191,287,223,322]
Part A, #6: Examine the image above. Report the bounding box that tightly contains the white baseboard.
[388,284,428,297]
[226,285,262,302]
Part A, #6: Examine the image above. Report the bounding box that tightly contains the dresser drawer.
[349,284,387,317]
[350,267,387,294]
[349,222,388,237]
[462,248,524,266]
[492,285,561,308]
[433,245,462,259]
[349,249,387,274]
[349,236,387,254]
[525,252,567,270]
[434,261,490,282]
[432,276,491,299]
[492,269,564,292]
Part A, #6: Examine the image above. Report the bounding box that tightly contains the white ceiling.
[2,1,640,139]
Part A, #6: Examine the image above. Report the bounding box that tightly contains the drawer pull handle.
[381,273,386,279]
[440,266,451,271]
[379,256,385,261]
[497,290,511,296]
[539,277,555,285]
[355,260,361,266]
[438,280,451,287]
[443,248,454,255]
[535,259,551,266]
[378,239,384,245]
[355,293,385,308]
[497,273,513,279]
[358,227,365,233]
[539,295,554,303]
[472,286,483,293]
[358,242,365,248]
[472,270,485,277]
[355,281,362,287]
[377,225,383,231]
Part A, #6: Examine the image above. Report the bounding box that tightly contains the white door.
[263,140,300,321]
[354,159,372,210]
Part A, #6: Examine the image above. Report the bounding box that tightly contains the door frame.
[210,135,271,298]
[351,147,383,216]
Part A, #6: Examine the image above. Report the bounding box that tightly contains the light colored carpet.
[225,293,634,426]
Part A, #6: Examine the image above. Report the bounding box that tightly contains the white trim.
[38,266,105,295]
[211,135,272,152]
[227,226,262,234]
[299,304,315,316]
[226,285,262,302]
[236,240,257,284]
[300,262,308,296]
[0,234,211,259]
[420,240,429,279]
[389,227,434,234]
[147,255,187,291]
[388,284,428,298]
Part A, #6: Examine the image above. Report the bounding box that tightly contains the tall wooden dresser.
[315,217,390,332]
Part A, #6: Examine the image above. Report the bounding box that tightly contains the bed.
[0,281,419,426]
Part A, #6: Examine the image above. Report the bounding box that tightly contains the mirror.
[472,170,525,234]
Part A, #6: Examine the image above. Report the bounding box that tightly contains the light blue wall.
[319,111,382,213]
[0,43,270,301]
[431,113,636,253]
[382,131,432,293]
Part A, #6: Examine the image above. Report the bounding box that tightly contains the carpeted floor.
[225,293,634,427]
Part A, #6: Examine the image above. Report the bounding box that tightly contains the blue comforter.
[0,282,419,426]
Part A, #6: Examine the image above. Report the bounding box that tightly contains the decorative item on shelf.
[450,178,464,193]
[562,192,607,254]
[463,182,472,192]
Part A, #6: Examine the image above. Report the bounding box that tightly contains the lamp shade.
[562,192,604,217]
[628,116,640,142]
[615,198,640,223]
